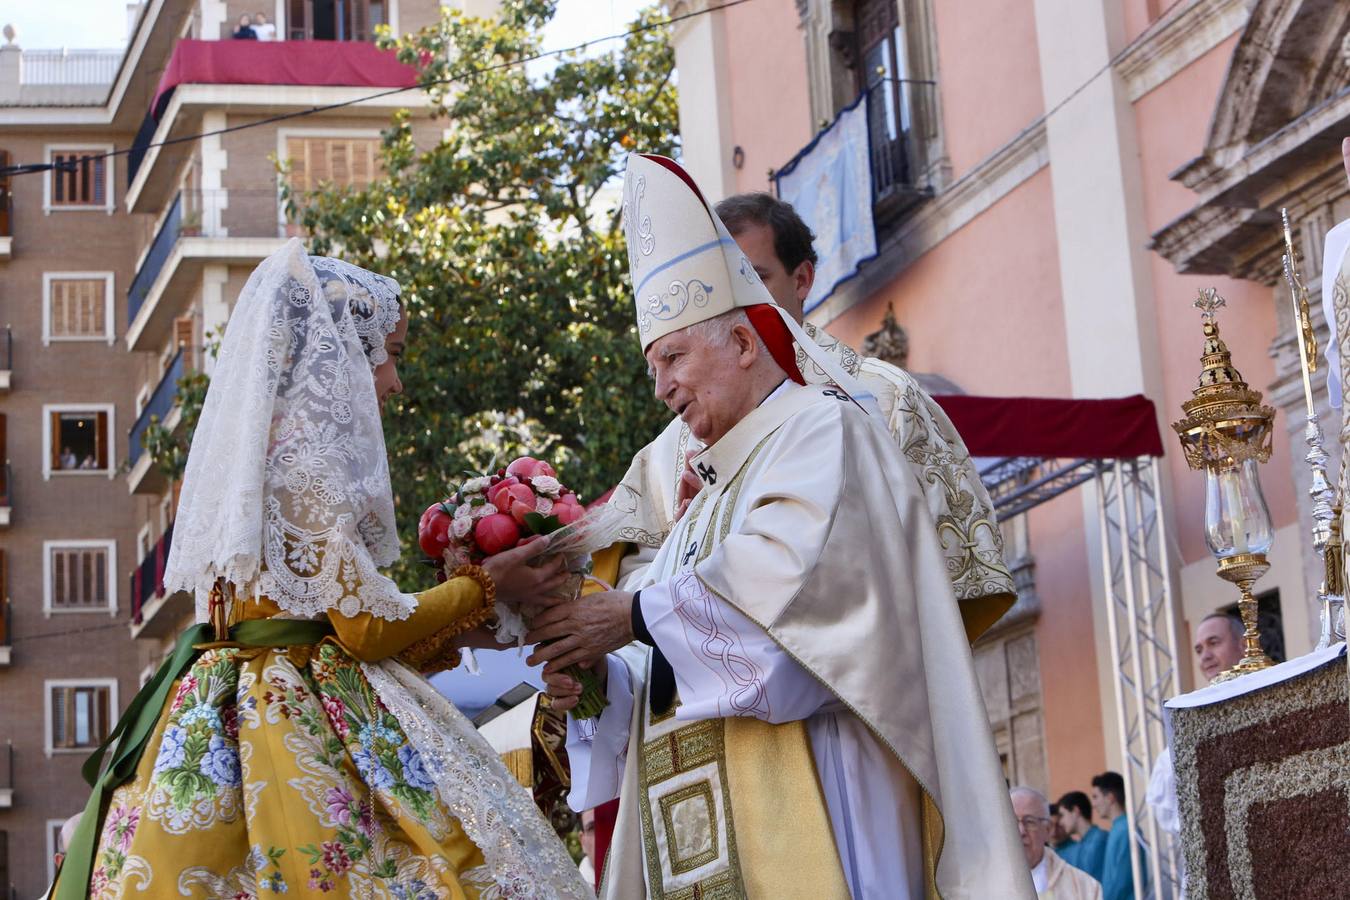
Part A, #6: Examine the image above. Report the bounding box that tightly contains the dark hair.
[1091,772,1125,807]
[1057,790,1092,820]
[714,192,818,272]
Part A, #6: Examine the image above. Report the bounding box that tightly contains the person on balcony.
[252,12,276,41]
[231,13,257,39]
[52,242,591,899]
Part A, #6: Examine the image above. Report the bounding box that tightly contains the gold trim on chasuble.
[635,431,848,899]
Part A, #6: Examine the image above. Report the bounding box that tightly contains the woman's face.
[373,310,408,412]
[238,14,251,26]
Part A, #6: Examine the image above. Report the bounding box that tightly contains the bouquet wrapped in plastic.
[417,456,625,718]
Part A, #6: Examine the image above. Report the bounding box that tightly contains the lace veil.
[164,239,416,622]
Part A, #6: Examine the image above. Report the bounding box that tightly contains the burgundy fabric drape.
[932,394,1164,459]
[153,39,419,119]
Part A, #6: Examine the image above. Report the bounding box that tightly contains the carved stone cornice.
[1114,0,1249,102]
[1148,0,1350,284]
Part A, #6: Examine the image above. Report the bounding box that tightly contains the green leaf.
[523,511,563,535]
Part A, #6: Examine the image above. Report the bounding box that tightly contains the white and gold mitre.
[621,153,878,411]
[623,153,777,348]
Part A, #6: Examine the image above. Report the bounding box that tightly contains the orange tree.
[291,0,678,582]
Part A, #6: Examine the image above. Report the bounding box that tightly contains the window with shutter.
[284,137,382,193]
[48,682,114,750]
[48,409,109,472]
[47,544,112,611]
[48,150,109,208]
[0,148,11,237]
[47,277,110,340]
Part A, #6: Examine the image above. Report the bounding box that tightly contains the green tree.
[290,0,678,582]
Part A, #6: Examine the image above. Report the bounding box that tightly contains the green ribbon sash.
[55,617,334,899]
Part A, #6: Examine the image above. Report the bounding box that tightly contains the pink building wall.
[931,0,1044,179]
[721,0,815,193]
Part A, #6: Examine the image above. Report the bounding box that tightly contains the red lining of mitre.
[745,304,806,385]
[642,154,709,209]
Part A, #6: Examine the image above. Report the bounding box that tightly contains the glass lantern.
[1203,457,1274,560]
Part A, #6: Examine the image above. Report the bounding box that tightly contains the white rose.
[451,516,474,539]
[453,503,473,519]
[473,502,497,519]
[534,496,554,515]
[531,475,563,497]
[462,476,492,495]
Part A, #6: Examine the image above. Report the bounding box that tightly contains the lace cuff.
[400,565,498,674]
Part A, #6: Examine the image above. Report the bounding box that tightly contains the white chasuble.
[570,383,1033,900]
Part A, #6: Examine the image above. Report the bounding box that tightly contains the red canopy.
[152,39,419,119]
[932,394,1164,459]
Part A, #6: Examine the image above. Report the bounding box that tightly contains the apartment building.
[0,0,483,891]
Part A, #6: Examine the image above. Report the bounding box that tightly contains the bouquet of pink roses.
[417,456,620,719]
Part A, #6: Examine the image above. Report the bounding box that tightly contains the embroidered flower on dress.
[352,746,395,790]
[200,734,242,788]
[320,695,350,738]
[320,840,352,874]
[180,703,222,730]
[154,725,189,773]
[397,744,436,793]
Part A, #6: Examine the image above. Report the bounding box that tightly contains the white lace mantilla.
[165,240,415,622]
[363,659,593,899]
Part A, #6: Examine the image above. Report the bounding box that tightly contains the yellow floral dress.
[61,573,527,899]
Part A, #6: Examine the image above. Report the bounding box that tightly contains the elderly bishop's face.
[646,324,758,445]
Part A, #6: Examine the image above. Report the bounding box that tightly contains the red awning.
[152,39,419,119]
[932,394,1165,460]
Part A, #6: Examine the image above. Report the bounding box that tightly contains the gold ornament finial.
[1194,287,1226,321]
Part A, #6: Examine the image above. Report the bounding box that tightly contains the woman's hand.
[481,536,571,610]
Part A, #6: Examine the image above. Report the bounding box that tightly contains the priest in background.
[527,154,1031,899]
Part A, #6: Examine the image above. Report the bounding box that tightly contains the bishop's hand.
[525,589,635,676]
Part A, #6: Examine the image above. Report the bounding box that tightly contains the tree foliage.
[289,0,678,583]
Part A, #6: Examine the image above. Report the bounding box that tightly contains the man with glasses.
[1012,787,1103,900]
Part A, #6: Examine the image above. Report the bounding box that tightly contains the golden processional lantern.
[1172,288,1276,681]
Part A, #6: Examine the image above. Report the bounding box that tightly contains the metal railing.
[130,521,174,625]
[19,48,123,85]
[128,348,184,467]
[862,78,936,227]
[127,192,183,326]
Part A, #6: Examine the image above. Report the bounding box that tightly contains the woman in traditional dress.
[54,241,593,899]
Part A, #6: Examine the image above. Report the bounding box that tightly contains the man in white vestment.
[595,191,1015,639]
[526,154,1032,899]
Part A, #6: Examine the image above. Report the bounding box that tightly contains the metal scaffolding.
[983,454,1182,900]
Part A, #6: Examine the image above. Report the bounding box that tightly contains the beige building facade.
[0,0,471,891]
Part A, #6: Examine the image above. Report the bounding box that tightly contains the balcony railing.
[127,104,160,187]
[128,192,183,326]
[131,521,173,625]
[19,48,123,85]
[128,348,185,468]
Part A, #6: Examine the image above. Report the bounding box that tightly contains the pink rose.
[486,476,521,510]
[506,457,556,480]
[475,513,521,555]
[492,482,535,515]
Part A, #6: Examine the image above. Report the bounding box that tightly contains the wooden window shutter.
[50,279,107,338]
[95,411,108,470]
[0,412,7,501]
[98,687,111,741]
[49,411,61,471]
[52,687,69,747]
